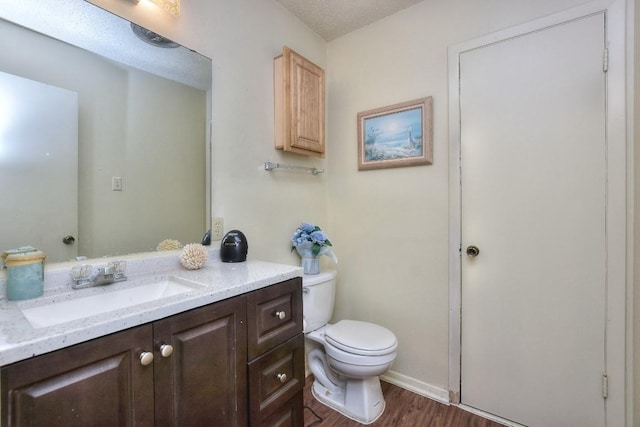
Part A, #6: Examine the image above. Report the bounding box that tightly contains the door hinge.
[603,48,609,73]
[602,374,608,399]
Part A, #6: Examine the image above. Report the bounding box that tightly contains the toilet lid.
[325,320,397,356]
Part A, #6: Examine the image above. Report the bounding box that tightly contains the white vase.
[301,258,320,275]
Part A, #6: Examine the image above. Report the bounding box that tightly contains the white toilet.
[303,270,397,424]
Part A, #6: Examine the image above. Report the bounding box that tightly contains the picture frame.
[357,97,433,171]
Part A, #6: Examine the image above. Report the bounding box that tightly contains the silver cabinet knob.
[140,351,154,366]
[275,311,286,320]
[159,344,174,358]
[466,245,480,258]
[62,235,76,245]
[276,373,287,383]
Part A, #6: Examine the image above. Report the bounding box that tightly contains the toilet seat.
[325,340,397,368]
[325,320,397,356]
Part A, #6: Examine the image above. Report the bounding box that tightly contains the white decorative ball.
[179,243,208,270]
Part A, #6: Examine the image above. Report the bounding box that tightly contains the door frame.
[447,0,630,425]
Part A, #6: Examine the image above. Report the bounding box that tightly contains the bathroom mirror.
[0,2,211,263]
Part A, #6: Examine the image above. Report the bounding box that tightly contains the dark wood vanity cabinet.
[1,278,303,427]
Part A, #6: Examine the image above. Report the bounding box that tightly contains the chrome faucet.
[71,260,127,289]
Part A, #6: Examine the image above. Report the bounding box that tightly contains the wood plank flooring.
[303,376,505,427]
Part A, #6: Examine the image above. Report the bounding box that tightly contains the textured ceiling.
[275,0,424,41]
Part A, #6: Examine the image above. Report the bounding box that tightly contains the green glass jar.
[1,246,46,301]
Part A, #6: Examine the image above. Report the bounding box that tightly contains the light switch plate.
[112,176,122,191]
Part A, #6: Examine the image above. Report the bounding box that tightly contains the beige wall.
[205,1,329,265]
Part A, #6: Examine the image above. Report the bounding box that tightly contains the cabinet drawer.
[252,392,303,427]
[247,278,302,359]
[248,334,304,424]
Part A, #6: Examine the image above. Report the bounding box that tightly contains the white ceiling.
[275,0,424,41]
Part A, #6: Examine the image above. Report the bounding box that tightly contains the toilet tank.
[302,270,337,333]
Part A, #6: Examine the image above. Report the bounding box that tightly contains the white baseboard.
[307,366,450,405]
[380,370,450,405]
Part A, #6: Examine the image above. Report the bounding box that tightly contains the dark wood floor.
[303,376,504,427]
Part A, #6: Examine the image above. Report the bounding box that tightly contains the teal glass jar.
[1,247,46,301]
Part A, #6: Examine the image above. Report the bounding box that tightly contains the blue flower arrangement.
[291,223,337,262]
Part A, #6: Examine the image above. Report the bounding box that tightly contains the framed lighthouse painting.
[357,96,433,171]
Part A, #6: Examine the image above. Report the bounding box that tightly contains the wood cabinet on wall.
[274,46,325,157]
[1,278,303,427]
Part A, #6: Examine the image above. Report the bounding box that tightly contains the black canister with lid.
[220,230,248,262]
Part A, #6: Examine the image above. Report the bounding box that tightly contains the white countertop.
[0,250,302,366]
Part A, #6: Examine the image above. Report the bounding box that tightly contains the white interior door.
[459,14,606,427]
[0,71,78,262]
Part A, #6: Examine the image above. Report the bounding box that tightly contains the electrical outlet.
[212,217,224,240]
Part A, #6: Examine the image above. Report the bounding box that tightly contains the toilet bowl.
[302,271,397,424]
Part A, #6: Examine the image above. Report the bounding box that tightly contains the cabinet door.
[275,47,325,157]
[153,296,247,427]
[289,48,324,156]
[1,325,154,427]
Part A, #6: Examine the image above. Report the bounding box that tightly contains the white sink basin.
[19,277,204,328]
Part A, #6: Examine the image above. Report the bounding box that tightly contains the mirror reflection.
[0,5,212,263]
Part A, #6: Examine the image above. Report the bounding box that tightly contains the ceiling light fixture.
[131,23,179,48]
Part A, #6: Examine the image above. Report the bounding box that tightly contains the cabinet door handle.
[276,373,287,383]
[140,351,154,366]
[275,311,286,320]
[159,344,174,358]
